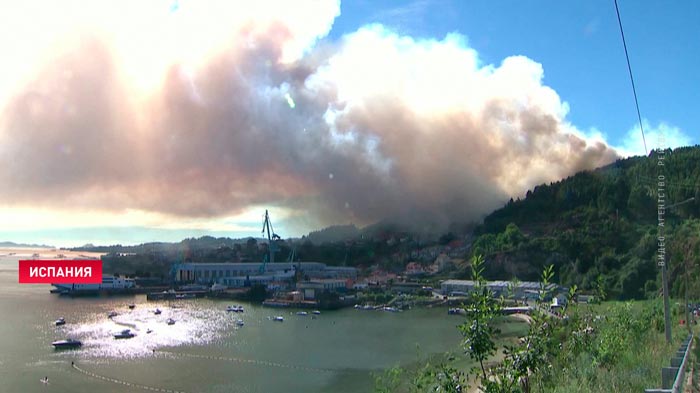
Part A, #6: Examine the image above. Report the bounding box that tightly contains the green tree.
[460,255,501,381]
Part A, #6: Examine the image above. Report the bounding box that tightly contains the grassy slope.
[547,300,688,393]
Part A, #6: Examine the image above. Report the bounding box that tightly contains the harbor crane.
[260,209,280,273]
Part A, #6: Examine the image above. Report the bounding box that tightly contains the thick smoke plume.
[0,0,618,233]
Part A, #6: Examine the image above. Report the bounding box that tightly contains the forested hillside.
[471,145,700,299]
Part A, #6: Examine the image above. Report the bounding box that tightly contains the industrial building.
[173,262,357,288]
[440,279,561,299]
[297,279,349,300]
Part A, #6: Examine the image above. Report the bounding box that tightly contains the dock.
[146,290,207,301]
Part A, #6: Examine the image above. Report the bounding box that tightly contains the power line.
[614,0,648,155]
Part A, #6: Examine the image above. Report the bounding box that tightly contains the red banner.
[18,260,102,284]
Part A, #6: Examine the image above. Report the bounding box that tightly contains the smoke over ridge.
[0,0,618,233]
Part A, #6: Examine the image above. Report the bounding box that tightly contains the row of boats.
[295,310,321,316]
[226,305,245,313]
[354,304,400,312]
[272,310,321,321]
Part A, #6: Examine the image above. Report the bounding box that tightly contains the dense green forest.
[470,145,700,300]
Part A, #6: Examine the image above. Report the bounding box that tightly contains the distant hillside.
[470,145,700,300]
[70,235,262,253]
[304,224,360,244]
[0,241,53,248]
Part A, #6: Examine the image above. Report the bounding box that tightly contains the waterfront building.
[173,262,357,288]
[297,279,349,300]
[440,279,560,299]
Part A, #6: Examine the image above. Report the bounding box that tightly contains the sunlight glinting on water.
[63,303,237,358]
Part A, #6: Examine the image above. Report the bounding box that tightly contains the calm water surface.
[0,252,471,393]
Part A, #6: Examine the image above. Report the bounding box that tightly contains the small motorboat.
[52,338,82,349]
[272,316,284,322]
[146,329,153,334]
[166,318,176,325]
[107,311,118,318]
[128,304,136,309]
[296,311,308,316]
[54,317,66,326]
[235,319,245,327]
[383,306,399,312]
[312,310,321,315]
[114,329,135,339]
[226,305,244,313]
[154,308,162,315]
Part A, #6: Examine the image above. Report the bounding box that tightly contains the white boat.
[166,318,176,325]
[52,275,135,293]
[114,329,135,339]
[312,310,321,315]
[52,338,82,349]
[226,305,244,313]
[54,317,66,326]
[235,319,244,327]
[296,311,308,316]
[154,308,162,315]
[273,316,284,322]
[383,306,399,312]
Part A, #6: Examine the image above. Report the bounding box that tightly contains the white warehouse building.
[174,262,357,288]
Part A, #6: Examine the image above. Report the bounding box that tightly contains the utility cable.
[614,0,648,154]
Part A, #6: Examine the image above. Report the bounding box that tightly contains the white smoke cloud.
[617,121,693,157]
[0,0,619,234]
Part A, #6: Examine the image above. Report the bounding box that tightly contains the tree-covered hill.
[471,145,700,300]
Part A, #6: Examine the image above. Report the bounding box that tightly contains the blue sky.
[0,0,697,247]
[329,0,698,151]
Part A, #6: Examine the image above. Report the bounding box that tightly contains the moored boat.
[54,317,66,326]
[114,329,135,339]
[154,308,162,315]
[166,318,176,325]
[52,275,135,294]
[273,316,284,322]
[52,338,82,349]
